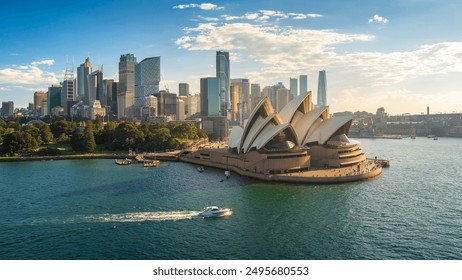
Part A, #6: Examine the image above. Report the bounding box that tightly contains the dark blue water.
[1,138,461,259]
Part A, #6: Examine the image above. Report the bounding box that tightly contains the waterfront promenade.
[180,148,382,184]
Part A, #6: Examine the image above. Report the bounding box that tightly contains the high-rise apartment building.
[216,51,230,118]
[317,70,327,107]
[61,79,75,116]
[270,82,285,110]
[200,77,220,117]
[179,83,189,97]
[290,78,298,100]
[153,90,177,117]
[34,91,47,116]
[276,88,290,112]
[87,66,104,105]
[77,57,92,102]
[135,57,160,119]
[230,79,250,122]
[250,83,261,111]
[103,79,114,114]
[118,53,137,119]
[48,84,62,115]
[299,75,308,97]
[190,94,199,116]
[1,101,14,118]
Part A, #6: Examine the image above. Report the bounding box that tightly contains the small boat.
[197,166,204,172]
[143,159,160,167]
[434,137,438,140]
[194,206,232,218]
[115,158,132,165]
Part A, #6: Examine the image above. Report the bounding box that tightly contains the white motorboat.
[194,206,232,218]
[197,166,205,172]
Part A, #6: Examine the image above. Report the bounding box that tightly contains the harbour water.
[0,138,461,259]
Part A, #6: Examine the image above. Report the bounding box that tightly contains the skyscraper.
[48,84,62,115]
[270,82,286,110]
[290,77,298,100]
[230,78,250,122]
[299,75,307,97]
[1,101,14,118]
[34,91,47,116]
[250,83,261,111]
[87,65,104,106]
[179,83,189,97]
[118,53,137,119]
[77,57,92,102]
[135,57,160,119]
[153,90,177,117]
[216,51,230,118]
[200,77,220,116]
[317,70,327,107]
[61,64,75,116]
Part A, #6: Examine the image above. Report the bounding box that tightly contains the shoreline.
[0,154,135,162]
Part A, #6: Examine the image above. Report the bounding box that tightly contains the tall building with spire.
[118,53,137,119]
[317,70,327,107]
[77,57,92,103]
[61,63,75,116]
[216,51,230,118]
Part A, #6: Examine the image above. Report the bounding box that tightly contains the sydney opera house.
[182,92,382,183]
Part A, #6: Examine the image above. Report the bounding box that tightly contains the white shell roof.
[292,106,329,144]
[228,126,244,149]
[241,113,282,153]
[238,97,273,153]
[254,123,297,150]
[279,93,308,123]
[303,116,353,145]
[228,90,353,153]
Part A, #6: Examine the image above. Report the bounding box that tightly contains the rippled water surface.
[0,137,461,259]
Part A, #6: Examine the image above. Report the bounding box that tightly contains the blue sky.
[1,0,461,114]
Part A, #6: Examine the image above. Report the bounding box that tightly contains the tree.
[38,123,53,144]
[83,125,96,153]
[50,120,76,139]
[23,125,43,145]
[113,122,144,151]
[70,128,85,152]
[70,126,96,153]
[1,131,38,155]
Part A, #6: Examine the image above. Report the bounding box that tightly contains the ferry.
[115,158,132,165]
[194,206,233,218]
[143,159,160,167]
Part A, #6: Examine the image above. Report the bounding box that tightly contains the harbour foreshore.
[180,149,383,184]
[0,154,135,162]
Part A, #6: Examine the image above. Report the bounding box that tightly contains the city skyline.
[1,0,462,114]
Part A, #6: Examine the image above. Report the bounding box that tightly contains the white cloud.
[368,14,389,24]
[221,10,323,22]
[288,13,323,19]
[176,19,462,113]
[197,15,219,21]
[0,60,59,86]
[173,3,224,10]
[31,59,55,66]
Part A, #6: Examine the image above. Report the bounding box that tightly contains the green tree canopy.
[1,131,38,155]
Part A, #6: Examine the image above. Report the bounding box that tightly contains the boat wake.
[66,211,202,223]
